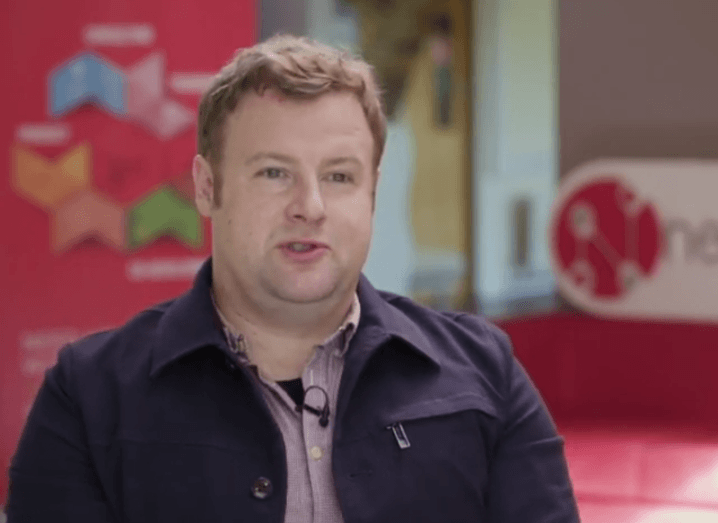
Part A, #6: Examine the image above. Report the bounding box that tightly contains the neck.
[212,275,355,381]
[214,282,355,342]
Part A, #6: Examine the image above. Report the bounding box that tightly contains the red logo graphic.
[553,178,662,298]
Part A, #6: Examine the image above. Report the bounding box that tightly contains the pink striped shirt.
[215,296,360,523]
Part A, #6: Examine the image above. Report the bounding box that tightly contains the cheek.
[215,208,256,250]
[334,200,374,240]
[222,191,277,235]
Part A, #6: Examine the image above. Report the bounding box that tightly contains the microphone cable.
[294,384,330,428]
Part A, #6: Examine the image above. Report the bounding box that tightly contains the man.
[6,35,579,522]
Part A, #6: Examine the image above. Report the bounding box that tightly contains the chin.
[276,285,337,304]
[263,264,357,304]
[268,274,339,304]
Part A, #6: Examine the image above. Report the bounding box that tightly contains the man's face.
[195,90,376,309]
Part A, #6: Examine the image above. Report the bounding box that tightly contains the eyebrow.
[244,152,298,166]
[321,156,364,169]
[245,153,364,169]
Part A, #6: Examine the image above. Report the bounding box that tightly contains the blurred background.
[2,1,718,521]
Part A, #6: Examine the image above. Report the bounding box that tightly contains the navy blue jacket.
[7,259,579,522]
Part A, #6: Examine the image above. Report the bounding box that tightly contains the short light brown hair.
[197,34,387,202]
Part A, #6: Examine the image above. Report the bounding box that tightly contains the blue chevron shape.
[49,53,127,117]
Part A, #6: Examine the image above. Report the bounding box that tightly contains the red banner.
[1,1,256,503]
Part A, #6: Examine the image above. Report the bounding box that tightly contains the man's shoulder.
[55,297,178,384]
[364,289,518,419]
[374,289,514,369]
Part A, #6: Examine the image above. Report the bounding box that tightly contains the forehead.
[222,90,374,157]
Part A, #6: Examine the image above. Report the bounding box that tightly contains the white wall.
[473,0,558,310]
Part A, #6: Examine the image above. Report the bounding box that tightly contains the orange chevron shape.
[12,142,92,209]
[51,189,125,253]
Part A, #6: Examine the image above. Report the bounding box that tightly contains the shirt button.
[309,446,324,461]
[250,477,273,499]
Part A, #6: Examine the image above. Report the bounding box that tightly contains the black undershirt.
[278,378,304,406]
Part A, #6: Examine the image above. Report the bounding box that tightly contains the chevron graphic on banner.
[126,52,194,139]
[169,170,195,201]
[49,53,127,117]
[148,99,194,139]
[12,143,92,209]
[12,25,210,255]
[126,52,165,114]
[48,51,193,139]
[126,186,203,249]
[51,190,125,252]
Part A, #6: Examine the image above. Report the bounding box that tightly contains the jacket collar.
[150,258,227,378]
[150,258,440,378]
[354,274,441,367]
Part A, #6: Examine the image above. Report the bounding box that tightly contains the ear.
[192,154,215,217]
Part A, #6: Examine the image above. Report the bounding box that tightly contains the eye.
[260,168,285,179]
[329,172,352,183]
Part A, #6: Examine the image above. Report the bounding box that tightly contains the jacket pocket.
[379,391,498,490]
[378,390,498,428]
[335,392,499,522]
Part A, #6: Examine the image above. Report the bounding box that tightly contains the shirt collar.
[326,292,361,355]
[150,258,439,378]
[212,291,361,360]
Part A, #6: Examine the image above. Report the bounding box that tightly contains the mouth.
[278,241,330,262]
[280,240,329,252]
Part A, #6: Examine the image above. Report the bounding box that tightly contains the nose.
[286,176,326,224]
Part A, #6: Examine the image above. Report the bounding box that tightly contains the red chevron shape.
[51,189,125,253]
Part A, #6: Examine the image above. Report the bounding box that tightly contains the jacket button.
[251,477,273,499]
